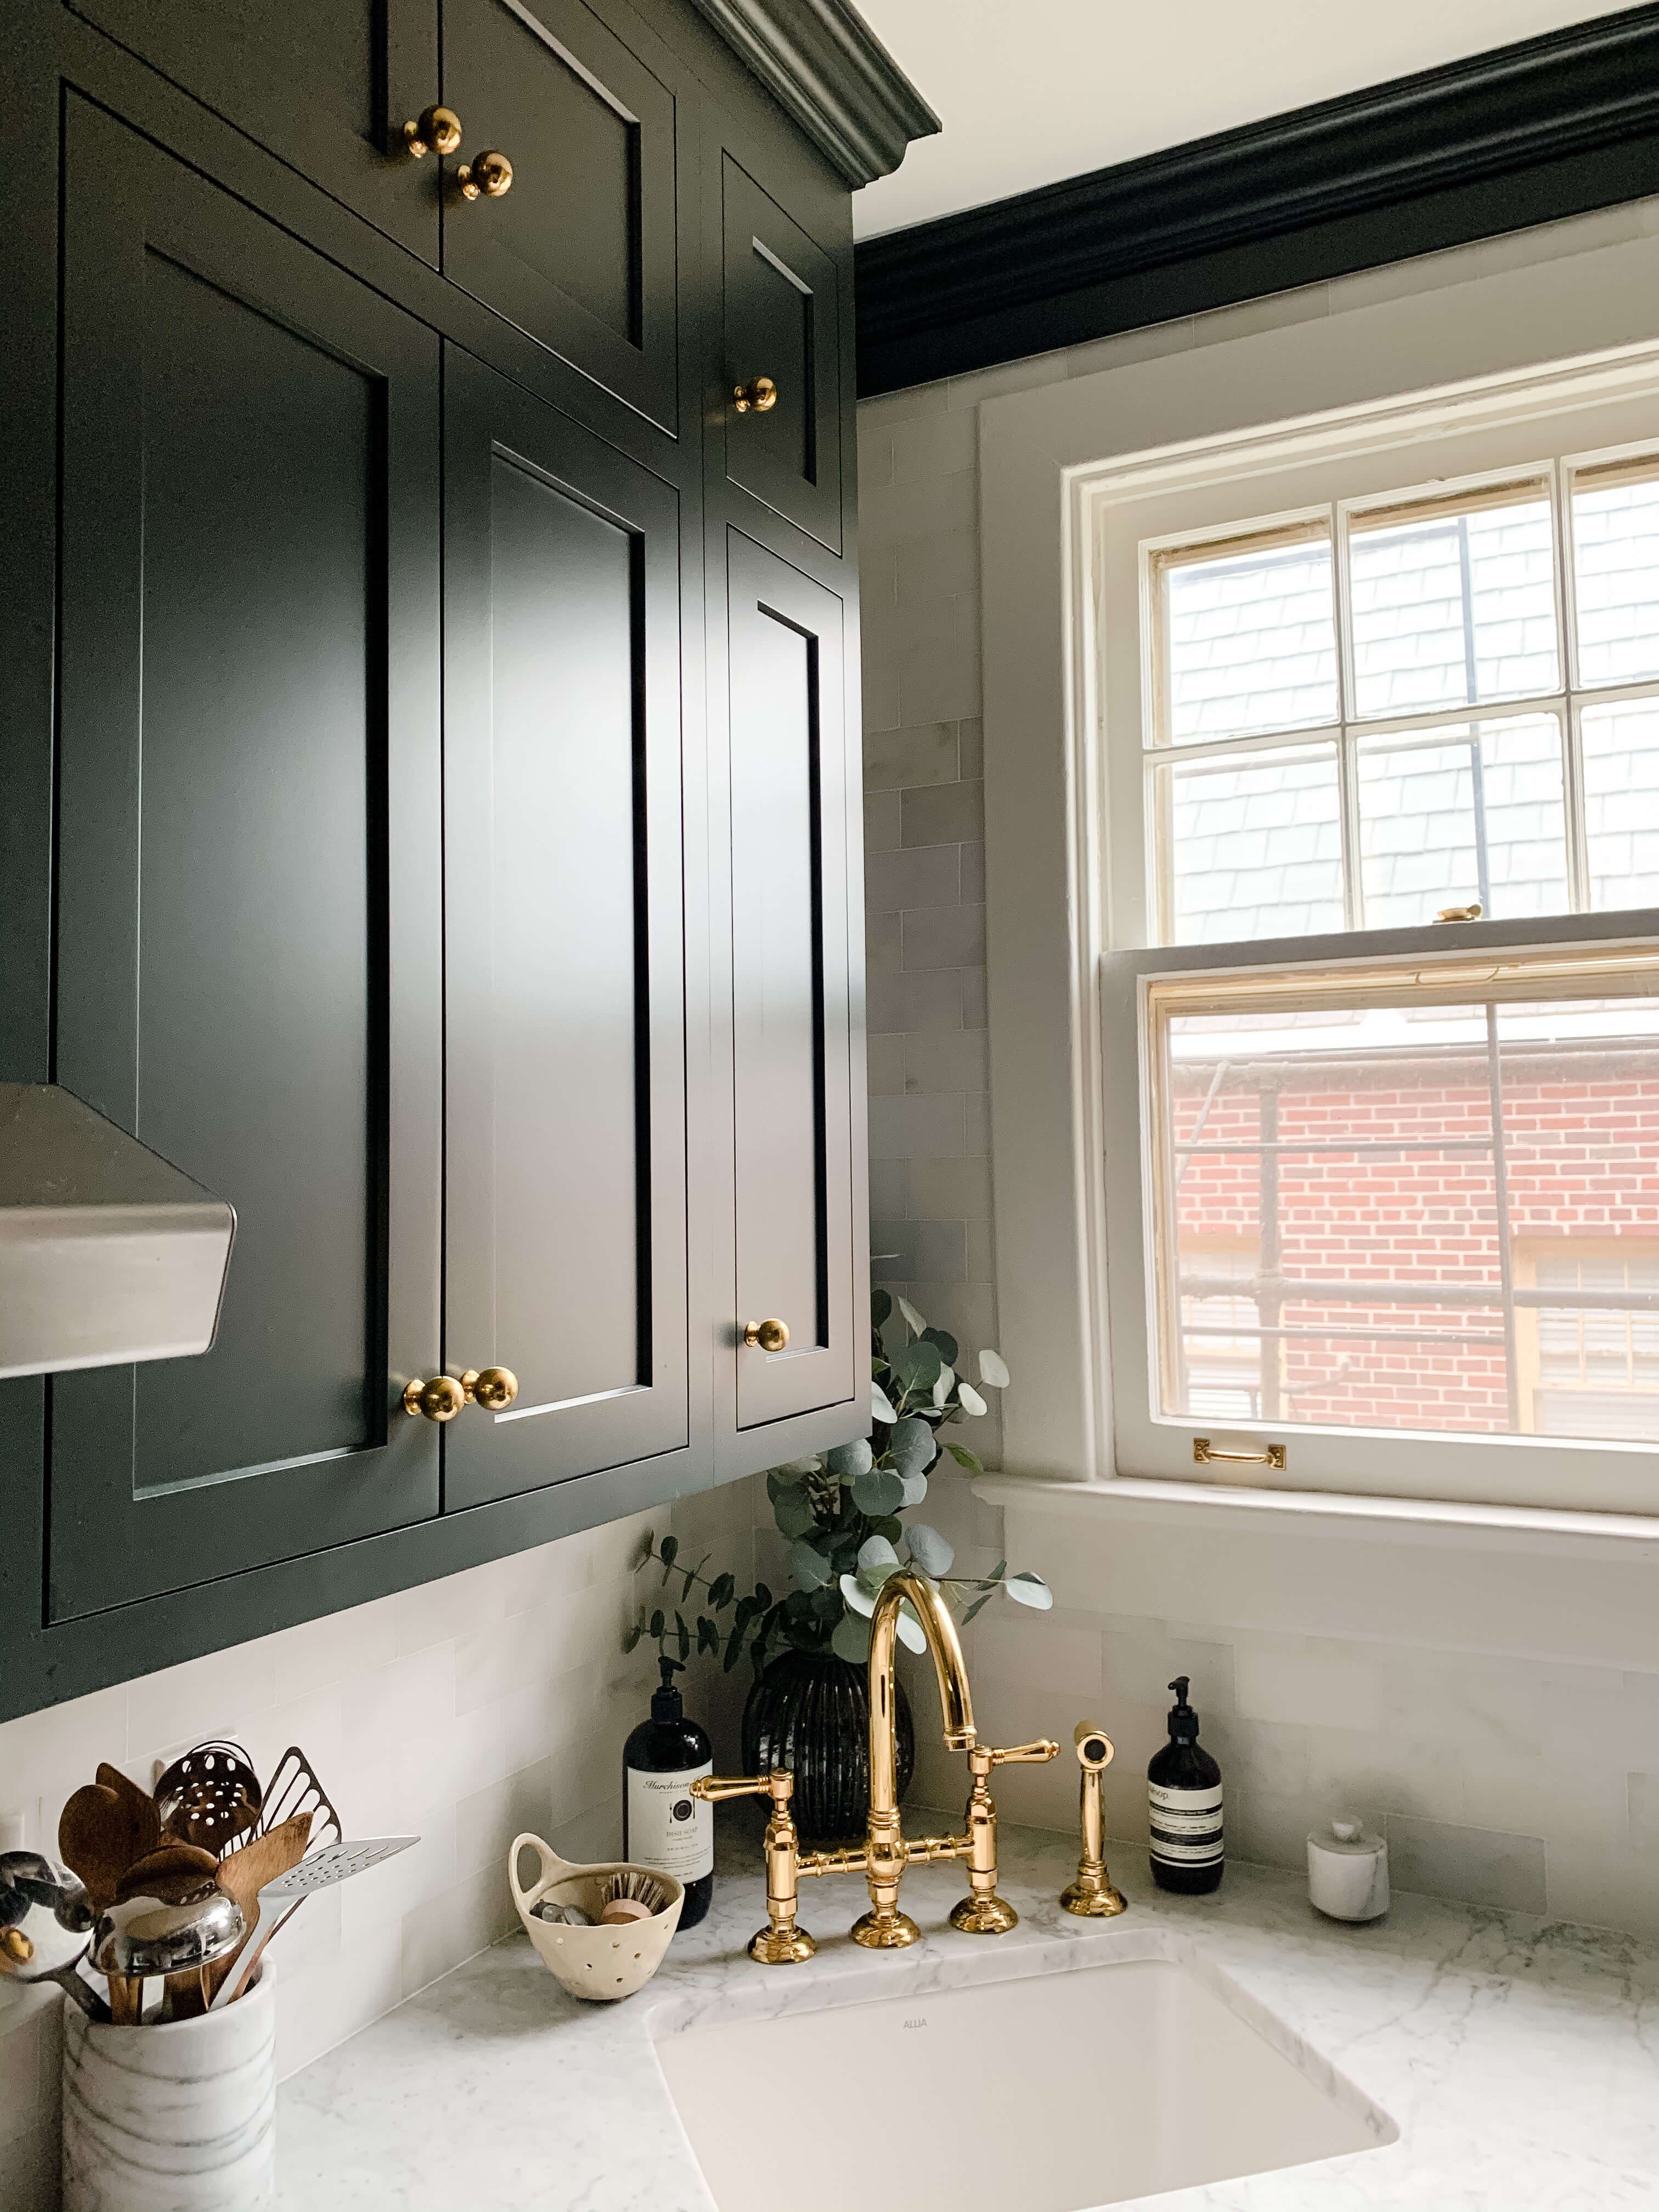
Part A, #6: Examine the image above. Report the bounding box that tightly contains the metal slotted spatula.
[210,1836,417,2010]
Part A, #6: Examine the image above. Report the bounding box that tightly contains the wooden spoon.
[58,1784,131,1913]
[94,1763,165,1864]
[204,1813,312,2005]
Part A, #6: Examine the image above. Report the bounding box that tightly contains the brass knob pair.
[402,106,514,199]
[733,376,777,413]
[402,1367,520,1423]
[743,1318,789,1351]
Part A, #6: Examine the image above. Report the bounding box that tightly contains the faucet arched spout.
[868,1570,977,1827]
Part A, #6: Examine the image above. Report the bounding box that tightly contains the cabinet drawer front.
[721,156,842,553]
[442,349,689,1506]
[48,97,444,1622]
[728,533,857,1428]
[441,0,678,431]
[68,0,441,262]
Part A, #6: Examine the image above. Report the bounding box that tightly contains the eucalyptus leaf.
[831,1609,874,1664]
[956,1381,988,1418]
[708,1572,736,1611]
[922,1327,960,1365]
[658,1534,679,1580]
[786,1538,833,1590]
[697,1617,719,1656]
[675,1611,691,1661]
[782,1456,822,1477]
[871,1288,893,1329]
[857,1534,899,1573]
[825,1437,873,1479]
[895,1599,928,1655]
[771,1486,819,1541]
[871,1380,899,1426]
[959,1589,995,1625]
[870,1515,905,1543]
[648,1609,665,1638]
[943,1441,983,1474]
[839,1571,876,1618]
[905,1522,955,1578]
[1005,1572,1053,1610]
[932,1364,955,1409]
[887,1417,936,1476]
[896,1296,928,1338]
[890,1338,943,1393]
[978,1348,1011,1389]
[898,1469,929,1506]
[850,1466,905,1516]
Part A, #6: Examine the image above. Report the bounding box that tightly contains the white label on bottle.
[627,1762,713,1882]
[1148,1780,1223,1863]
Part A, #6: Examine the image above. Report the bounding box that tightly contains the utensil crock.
[509,1834,682,2002]
[61,1967,275,2210]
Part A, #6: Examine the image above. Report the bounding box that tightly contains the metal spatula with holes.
[209,1836,416,2010]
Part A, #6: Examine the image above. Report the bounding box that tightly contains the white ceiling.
[853,0,1643,239]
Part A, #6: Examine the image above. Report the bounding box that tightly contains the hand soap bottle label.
[627,1762,713,1881]
[1148,1780,1223,1866]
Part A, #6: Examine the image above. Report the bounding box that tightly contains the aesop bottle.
[1147,1675,1223,1893]
[622,1657,713,1927]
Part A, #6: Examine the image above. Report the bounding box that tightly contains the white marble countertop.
[278,1815,1659,2209]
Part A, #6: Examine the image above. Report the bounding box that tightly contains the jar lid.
[1307,1818,1384,1855]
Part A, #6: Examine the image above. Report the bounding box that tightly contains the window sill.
[972,1472,1659,1562]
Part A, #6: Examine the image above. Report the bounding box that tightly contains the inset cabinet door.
[721,156,842,552]
[68,0,442,262]
[442,348,690,1509]
[439,0,678,429]
[48,96,444,1622]
[726,533,859,1429]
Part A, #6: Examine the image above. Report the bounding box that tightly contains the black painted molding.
[856,4,1659,395]
[688,0,939,186]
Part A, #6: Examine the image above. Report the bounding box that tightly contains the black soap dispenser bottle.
[622,1657,714,1928]
[1148,1675,1224,1894]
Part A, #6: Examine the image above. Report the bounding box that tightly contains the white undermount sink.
[654,1930,1396,2212]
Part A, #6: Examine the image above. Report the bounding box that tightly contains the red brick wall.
[1171,1054,1659,1431]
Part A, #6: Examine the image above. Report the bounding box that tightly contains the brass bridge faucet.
[693,1569,1057,1961]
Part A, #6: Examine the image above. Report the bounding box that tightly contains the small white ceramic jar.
[61,1970,275,2211]
[1307,1819,1389,1922]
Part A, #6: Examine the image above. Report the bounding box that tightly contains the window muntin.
[1143,452,1659,945]
[1146,950,1659,1452]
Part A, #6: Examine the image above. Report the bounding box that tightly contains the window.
[1084,370,1659,1513]
[1143,455,1659,945]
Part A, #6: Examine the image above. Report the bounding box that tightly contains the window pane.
[1356,713,1568,929]
[1160,533,1339,745]
[1149,968,1659,1445]
[1349,488,1559,719]
[1583,696,1659,909]
[1572,462,1659,689]
[1159,743,1343,945]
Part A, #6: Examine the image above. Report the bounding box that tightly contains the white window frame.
[977,254,1659,1522]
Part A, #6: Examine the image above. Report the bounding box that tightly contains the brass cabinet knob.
[403,105,462,159]
[733,376,777,414]
[743,1318,789,1352]
[402,1374,466,1423]
[461,1365,519,1412]
[456,150,514,200]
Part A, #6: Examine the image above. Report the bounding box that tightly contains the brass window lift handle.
[743,1318,789,1351]
[403,105,462,159]
[733,376,777,413]
[1193,1437,1287,1470]
[402,1367,520,1421]
[456,150,514,200]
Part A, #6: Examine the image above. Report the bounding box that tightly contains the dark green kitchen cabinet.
[67,0,442,260]
[441,349,690,1508]
[726,534,860,1430]
[47,92,444,1622]
[0,0,929,1720]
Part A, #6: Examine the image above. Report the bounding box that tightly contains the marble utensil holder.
[61,1970,276,2211]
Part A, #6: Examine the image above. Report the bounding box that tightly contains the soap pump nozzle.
[1166,1677,1200,1741]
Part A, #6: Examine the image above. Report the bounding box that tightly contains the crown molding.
[687,0,939,187]
[856,4,1659,394]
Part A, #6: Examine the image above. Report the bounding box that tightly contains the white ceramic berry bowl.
[508,1834,684,2002]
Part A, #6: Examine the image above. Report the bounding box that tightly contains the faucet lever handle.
[691,1770,795,1807]
[988,1737,1060,1768]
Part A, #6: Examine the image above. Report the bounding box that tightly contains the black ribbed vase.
[741,1649,915,1842]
